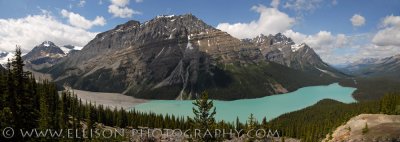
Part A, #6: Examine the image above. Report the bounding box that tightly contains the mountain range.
[338,54,400,79]
[12,14,348,100]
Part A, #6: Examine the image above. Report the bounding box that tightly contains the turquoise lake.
[132,83,357,123]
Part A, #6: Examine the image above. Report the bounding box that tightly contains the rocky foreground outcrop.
[323,114,400,142]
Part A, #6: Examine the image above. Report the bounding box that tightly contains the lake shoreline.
[134,83,357,122]
[61,89,148,110]
[63,83,357,123]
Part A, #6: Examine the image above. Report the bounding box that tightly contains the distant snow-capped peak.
[43,41,50,47]
[0,51,14,66]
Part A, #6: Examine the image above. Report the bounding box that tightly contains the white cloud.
[294,31,349,50]
[304,31,336,49]
[217,4,295,39]
[350,14,365,27]
[0,14,97,53]
[78,0,86,7]
[108,5,141,18]
[285,30,349,49]
[108,0,141,18]
[381,15,400,27]
[270,0,280,8]
[332,0,338,5]
[284,30,357,64]
[336,34,348,47]
[110,0,130,6]
[372,15,400,47]
[135,0,143,3]
[285,26,400,64]
[358,44,400,59]
[284,0,322,13]
[282,29,307,43]
[61,9,106,29]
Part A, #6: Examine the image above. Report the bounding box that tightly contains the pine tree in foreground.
[192,91,217,142]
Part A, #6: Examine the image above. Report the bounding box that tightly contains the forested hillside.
[267,93,400,142]
[340,78,400,101]
[0,48,196,141]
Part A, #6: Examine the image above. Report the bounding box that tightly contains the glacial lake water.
[132,83,357,123]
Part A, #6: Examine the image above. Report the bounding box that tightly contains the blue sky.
[0,0,400,64]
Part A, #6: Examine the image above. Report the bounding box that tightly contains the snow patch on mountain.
[291,43,305,52]
[0,52,15,66]
[156,15,175,19]
[73,46,83,50]
[60,45,83,54]
[43,41,50,47]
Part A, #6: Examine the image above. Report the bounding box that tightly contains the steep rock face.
[49,14,268,100]
[247,33,346,78]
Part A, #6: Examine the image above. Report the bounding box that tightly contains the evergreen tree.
[192,91,217,142]
[246,113,257,141]
[5,59,17,129]
[261,116,267,128]
[12,47,38,130]
[38,89,49,130]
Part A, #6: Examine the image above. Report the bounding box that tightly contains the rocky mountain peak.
[250,34,269,44]
[268,33,295,45]
[40,41,57,47]
[93,14,216,49]
[145,14,215,34]
[249,33,295,47]
[24,41,64,59]
[114,20,141,31]
[246,33,344,77]
[81,13,249,66]
[23,41,66,69]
